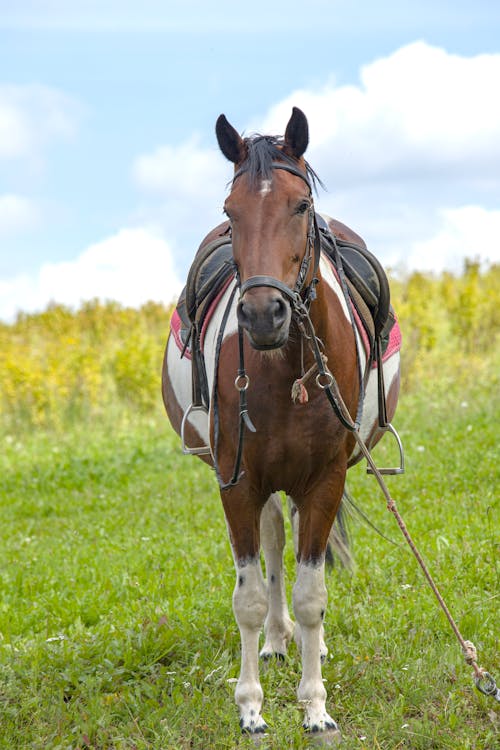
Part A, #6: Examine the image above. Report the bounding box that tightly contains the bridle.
[233,161,322,311]
[213,160,364,490]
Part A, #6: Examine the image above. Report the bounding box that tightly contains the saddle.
[175,233,234,355]
[174,217,395,417]
[175,229,235,410]
[315,215,394,358]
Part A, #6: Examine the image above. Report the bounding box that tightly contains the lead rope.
[324,375,499,703]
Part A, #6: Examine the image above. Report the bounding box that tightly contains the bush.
[0,300,172,431]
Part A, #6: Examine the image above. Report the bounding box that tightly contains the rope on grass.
[360,434,500,704]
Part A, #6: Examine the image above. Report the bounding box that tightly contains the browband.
[232,161,312,192]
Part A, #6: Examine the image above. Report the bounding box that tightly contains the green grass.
[0,384,498,749]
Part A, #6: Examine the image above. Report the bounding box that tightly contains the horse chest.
[243,396,347,490]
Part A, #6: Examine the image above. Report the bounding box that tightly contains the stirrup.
[181,404,211,456]
[366,423,405,475]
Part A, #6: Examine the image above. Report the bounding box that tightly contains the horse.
[162,107,401,740]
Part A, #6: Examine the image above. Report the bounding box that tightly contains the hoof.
[260,650,286,662]
[240,717,268,735]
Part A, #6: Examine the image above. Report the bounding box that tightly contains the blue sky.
[1,1,499,320]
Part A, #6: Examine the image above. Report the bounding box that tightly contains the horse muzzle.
[237,287,291,350]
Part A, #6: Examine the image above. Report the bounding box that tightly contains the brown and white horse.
[162,107,400,739]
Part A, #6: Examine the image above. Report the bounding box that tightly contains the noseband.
[232,162,322,312]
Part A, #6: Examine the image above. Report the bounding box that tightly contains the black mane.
[235,134,324,193]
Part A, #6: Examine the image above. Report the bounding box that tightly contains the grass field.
[0,376,498,749]
[0,266,499,749]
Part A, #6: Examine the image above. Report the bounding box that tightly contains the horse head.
[216,107,318,350]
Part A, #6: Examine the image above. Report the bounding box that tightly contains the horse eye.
[296,200,311,215]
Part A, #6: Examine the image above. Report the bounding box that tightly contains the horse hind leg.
[259,493,294,660]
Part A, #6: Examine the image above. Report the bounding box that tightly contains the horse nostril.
[237,299,250,329]
[273,297,287,326]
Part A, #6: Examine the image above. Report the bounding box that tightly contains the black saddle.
[175,233,235,350]
[315,215,394,358]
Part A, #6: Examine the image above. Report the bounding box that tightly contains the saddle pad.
[352,304,402,368]
[317,215,391,339]
[170,274,234,360]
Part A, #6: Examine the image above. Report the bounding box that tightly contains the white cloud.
[0,227,182,322]
[133,135,226,195]
[2,39,499,323]
[236,42,500,274]
[260,42,500,186]
[0,84,81,161]
[0,194,38,233]
[408,206,500,273]
[132,136,231,275]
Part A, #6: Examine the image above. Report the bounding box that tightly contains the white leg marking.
[233,559,268,733]
[260,494,294,659]
[288,499,328,662]
[293,562,338,733]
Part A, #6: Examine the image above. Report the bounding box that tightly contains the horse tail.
[325,492,353,569]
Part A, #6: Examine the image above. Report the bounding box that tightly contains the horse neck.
[292,261,351,373]
[304,265,331,344]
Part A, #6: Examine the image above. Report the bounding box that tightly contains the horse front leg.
[221,486,268,734]
[260,493,294,660]
[292,475,345,739]
[288,496,328,663]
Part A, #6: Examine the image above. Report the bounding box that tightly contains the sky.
[1,1,499,321]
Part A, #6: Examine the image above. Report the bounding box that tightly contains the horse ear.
[284,107,309,159]
[216,114,246,164]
